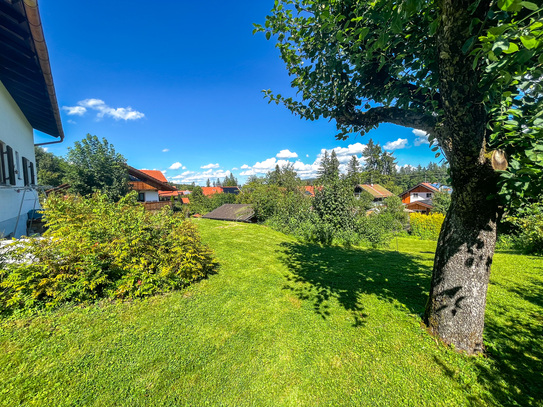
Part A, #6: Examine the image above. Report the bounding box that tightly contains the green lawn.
[1,219,541,406]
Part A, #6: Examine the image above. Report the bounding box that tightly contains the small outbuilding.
[202,204,255,223]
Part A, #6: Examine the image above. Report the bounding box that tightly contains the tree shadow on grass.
[277,241,432,326]
[472,276,543,406]
[278,241,543,405]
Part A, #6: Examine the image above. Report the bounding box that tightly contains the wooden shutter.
[22,157,29,186]
[0,143,5,184]
[6,146,15,185]
[30,161,35,185]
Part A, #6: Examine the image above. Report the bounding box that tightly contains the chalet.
[400,182,449,214]
[1,0,64,238]
[127,166,178,210]
[354,184,394,204]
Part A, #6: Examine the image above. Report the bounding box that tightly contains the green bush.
[505,203,543,254]
[0,192,217,314]
[409,212,445,240]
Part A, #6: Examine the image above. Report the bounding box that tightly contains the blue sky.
[36,1,439,185]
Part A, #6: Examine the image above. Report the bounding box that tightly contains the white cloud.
[232,167,239,170]
[384,138,408,150]
[62,106,87,116]
[167,169,232,184]
[162,148,169,152]
[201,163,220,169]
[67,119,77,124]
[276,149,298,159]
[241,164,251,169]
[63,99,145,121]
[161,170,167,174]
[317,142,367,164]
[42,147,49,152]
[413,129,430,146]
[168,162,183,170]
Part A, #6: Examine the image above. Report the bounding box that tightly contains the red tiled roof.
[202,187,223,196]
[181,197,190,204]
[140,170,168,183]
[159,190,181,198]
[421,182,439,192]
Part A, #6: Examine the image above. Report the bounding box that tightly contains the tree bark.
[424,164,500,354]
[423,0,499,354]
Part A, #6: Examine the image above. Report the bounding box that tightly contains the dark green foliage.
[504,202,543,254]
[64,134,129,201]
[223,173,238,187]
[238,183,284,222]
[266,163,302,191]
[432,191,452,215]
[34,147,67,187]
[0,193,217,314]
[189,186,237,215]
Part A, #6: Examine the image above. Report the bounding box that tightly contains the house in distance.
[400,182,450,214]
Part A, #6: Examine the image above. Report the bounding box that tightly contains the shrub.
[409,212,445,240]
[505,203,543,254]
[0,192,217,313]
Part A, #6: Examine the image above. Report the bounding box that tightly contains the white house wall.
[0,81,40,238]
[410,192,434,202]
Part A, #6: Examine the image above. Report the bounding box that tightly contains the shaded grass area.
[0,220,541,406]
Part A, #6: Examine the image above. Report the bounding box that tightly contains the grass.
[0,219,542,406]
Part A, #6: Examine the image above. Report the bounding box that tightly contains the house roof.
[158,190,182,198]
[400,182,439,198]
[202,204,255,222]
[127,166,178,192]
[202,187,223,196]
[405,199,434,209]
[139,170,168,183]
[356,184,394,199]
[0,0,63,140]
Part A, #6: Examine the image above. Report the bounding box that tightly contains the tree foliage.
[256,0,542,205]
[34,146,67,187]
[64,134,129,201]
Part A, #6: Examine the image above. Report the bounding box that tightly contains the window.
[0,142,16,185]
[0,142,4,184]
[427,193,432,198]
[413,193,419,198]
[21,157,36,186]
[15,151,21,179]
[137,192,145,202]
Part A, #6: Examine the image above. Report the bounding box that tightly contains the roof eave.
[22,0,64,141]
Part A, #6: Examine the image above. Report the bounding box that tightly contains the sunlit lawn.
[0,219,541,406]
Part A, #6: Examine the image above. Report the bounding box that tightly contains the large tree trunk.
[424,0,500,354]
[424,165,500,354]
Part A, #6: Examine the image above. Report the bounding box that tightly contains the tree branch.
[337,106,437,134]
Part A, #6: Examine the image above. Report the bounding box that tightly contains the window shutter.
[22,157,29,186]
[0,143,5,184]
[6,146,15,185]
[30,161,35,185]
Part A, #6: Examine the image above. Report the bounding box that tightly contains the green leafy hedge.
[0,193,217,314]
